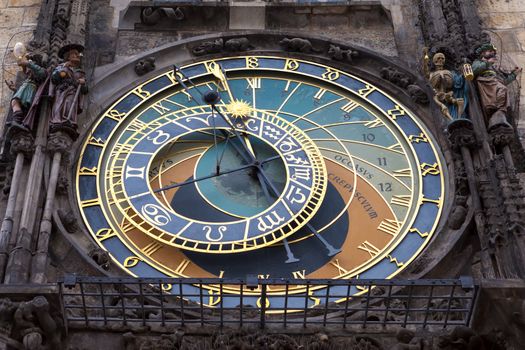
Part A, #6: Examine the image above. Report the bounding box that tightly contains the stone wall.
[0,0,40,132]
[478,0,525,128]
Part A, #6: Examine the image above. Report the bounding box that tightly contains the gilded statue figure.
[472,43,521,129]
[424,50,468,120]
[49,44,88,131]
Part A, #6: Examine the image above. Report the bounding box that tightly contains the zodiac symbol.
[257,211,285,232]
[263,125,282,140]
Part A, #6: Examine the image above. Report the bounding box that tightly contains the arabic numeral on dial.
[146,129,171,145]
[362,133,375,142]
[379,183,392,192]
[203,225,226,242]
[141,204,171,226]
[377,157,387,166]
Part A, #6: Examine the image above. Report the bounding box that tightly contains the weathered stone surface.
[480,12,525,29]
[0,8,24,28]
[7,0,39,7]
[22,5,38,26]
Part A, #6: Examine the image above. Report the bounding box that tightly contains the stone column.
[4,100,49,284]
[448,119,496,278]
[30,131,72,284]
[0,131,34,281]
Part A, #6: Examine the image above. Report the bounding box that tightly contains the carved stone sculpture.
[328,44,358,63]
[472,43,521,130]
[224,37,253,52]
[14,297,61,350]
[134,57,156,76]
[424,51,468,120]
[5,52,48,131]
[49,43,88,135]
[88,248,110,270]
[392,329,425,350]
[192,37,253,57]
[192,39,223,56]
[279,38,319,53]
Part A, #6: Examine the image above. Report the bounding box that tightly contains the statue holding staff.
[49,43,88,133]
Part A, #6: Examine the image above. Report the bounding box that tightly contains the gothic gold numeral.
[106,109,125,121]
[246,57,259,68]
[409,228,429,238]
[378,219,401,236]
[207,290,221,306]
[258,274,270,279]
[166,70,184,84]
[420,163,440,176]
[358,84,376,97]
[387,255,404,267]
[341,101,358,113]
[387,105,406,120]
[124,256,141,268]
[95,228,116,242]
[421,196,441,205]
[79,166,97,176]
[284,59,299,71]
[256,297,270,308]
[142,241,163,257]
[284,80,292,92]
[151,101,171,114]
[322,68,339,81]
[133,86,151,100]
[88,137,105,147]
[358,241,381,258]
[128,119,148,132]
[314,88,327,100]
[364,119,382,128]
[330,259,349,277]
[81,198,100,207]
[174,259,191,275]
[393,168,411,180]
[391,195,411,207]
[388,143,403,152]
[408,133,429,143]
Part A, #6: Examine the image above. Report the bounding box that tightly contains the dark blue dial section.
[121,112,320,249]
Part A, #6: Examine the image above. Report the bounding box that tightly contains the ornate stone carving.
[88,248,110,270]
[328,44,358,63]
[0,298,16,336]
[191,37,253,57]
[279,38,320,53]
[392,329,426,350]
[447,118,477,150]
[437,326,508,350]
[58,210,78,233]
[141,7,185,25]
[135,57,156,76]
[489,124,515,147]
[47,131,74,154]
[9,131,35,157]
[380,67,428,105]
[14,296,61,350]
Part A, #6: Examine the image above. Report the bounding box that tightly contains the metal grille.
[59,276,478,329]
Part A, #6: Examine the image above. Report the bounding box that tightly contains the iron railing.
[59,276,478,330]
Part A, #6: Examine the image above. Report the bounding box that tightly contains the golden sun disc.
[225,100,253,118]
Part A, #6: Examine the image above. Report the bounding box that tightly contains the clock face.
[76,56,445,308]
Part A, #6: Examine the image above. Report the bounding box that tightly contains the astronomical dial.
[76,56,445,308]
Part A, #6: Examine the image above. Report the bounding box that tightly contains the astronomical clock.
[74,54,445,309]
